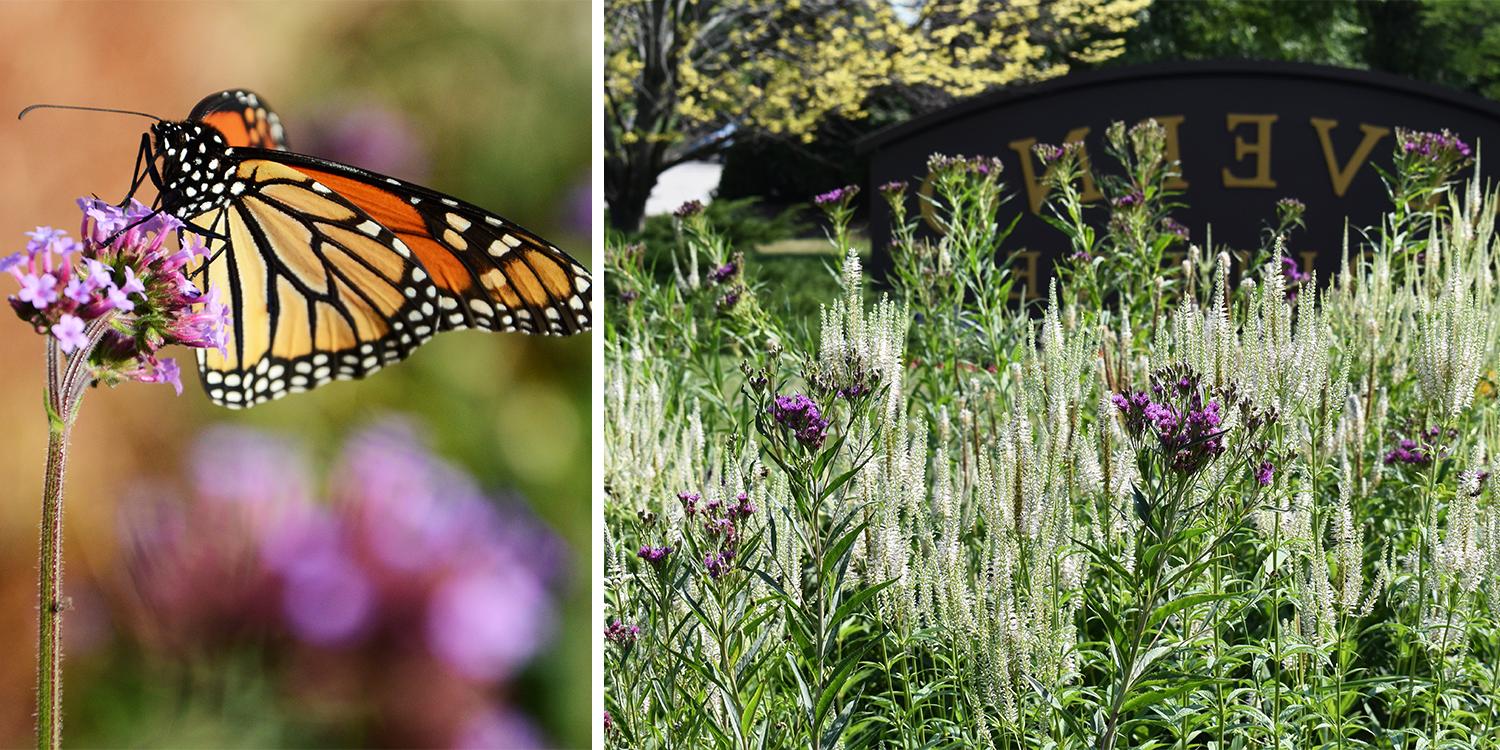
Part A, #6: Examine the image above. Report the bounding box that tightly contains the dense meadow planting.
[603,120,1500,749]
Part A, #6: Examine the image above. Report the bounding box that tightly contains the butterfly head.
[151,120,238,217]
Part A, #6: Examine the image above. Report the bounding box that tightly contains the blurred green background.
[0,1,590,747]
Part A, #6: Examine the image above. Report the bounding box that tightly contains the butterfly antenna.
[18,103,164,122]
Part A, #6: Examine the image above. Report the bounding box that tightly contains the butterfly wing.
[230,147,591,337]
[187,158,442,408]
[189,90,290,151]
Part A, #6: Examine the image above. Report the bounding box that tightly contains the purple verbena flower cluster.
[770,393,831,450]
[118,419,561,747]
[3,200,231,394]
[1112,368,1229,475]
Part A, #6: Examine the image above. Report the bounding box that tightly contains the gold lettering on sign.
[1222,114,1278,188]
[1300,250,1318,276]
[1310,118,1390,197]
[1006,128,1101,215]
[1012,250,1040,301]
[1155,115,1188,190]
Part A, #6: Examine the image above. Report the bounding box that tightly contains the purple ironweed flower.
[879,180,907,197]
[710,262,738,284]
[1384,438,1430,466]
[678,491,701,517]
[718,287,742,312]
[1112,190,1143,208]
[3,199,231,393]
[674,200,704,219]
[704,550,734,579]
[770,393,831,450]
[814,185,860,208]
[1276,197,1306,223]
[638,544,673,565]
[1398,128,1472,161]
[1033,143,1064,164]
[1255,461,1274,486]
[1070,250,1093,263]
[1114,368,1230,475]
[1161,217,1190,242]
[729,491,756,519]
[704,516,737,544]
[604,620,640,646]
[1281,256,1310,301]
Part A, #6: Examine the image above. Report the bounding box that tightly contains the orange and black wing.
[189,89,289,151]
[182,154,590,409]
[239,148,592,337]
[186,158,444,408]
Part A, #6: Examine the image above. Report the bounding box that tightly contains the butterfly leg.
[116,133,155,208]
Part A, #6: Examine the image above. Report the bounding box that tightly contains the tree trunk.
[605,166,657,233]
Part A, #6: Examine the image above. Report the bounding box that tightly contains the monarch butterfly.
[24,89,590,408]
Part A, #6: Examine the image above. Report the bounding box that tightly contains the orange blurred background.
[0,1,591,747]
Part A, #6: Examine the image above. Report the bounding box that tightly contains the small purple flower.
[709,262,737,284]
[1112,190,1143,208]
[674,200,704,219]
[1161,217,1190,242]
[813,185,859,207]
[1034,143,1064,164]
[1255,461,1274,486]
[677,491,700,517]
[638,544,673,566]
[604,619,640,646]
[51,314,88,353]
[704,550,734,579]
[769,393,831,450]
[878,180,907,196]
[1281,256,1310,301]
[18,273,58,309]
[6,199,232,394]
[1384,437,1430,466]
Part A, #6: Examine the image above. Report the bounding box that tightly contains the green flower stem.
[36,311,116,750]
[37,404,68,750]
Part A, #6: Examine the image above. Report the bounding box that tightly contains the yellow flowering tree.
[604,0,1147,230]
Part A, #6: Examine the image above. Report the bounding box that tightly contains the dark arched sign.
[858,61,1500,297]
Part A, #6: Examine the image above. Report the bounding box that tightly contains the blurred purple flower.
[452,705,546,750]
[281,547,374,646]
[299,103,430,182]
[426,566,553,681]
[565,177,592,236]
